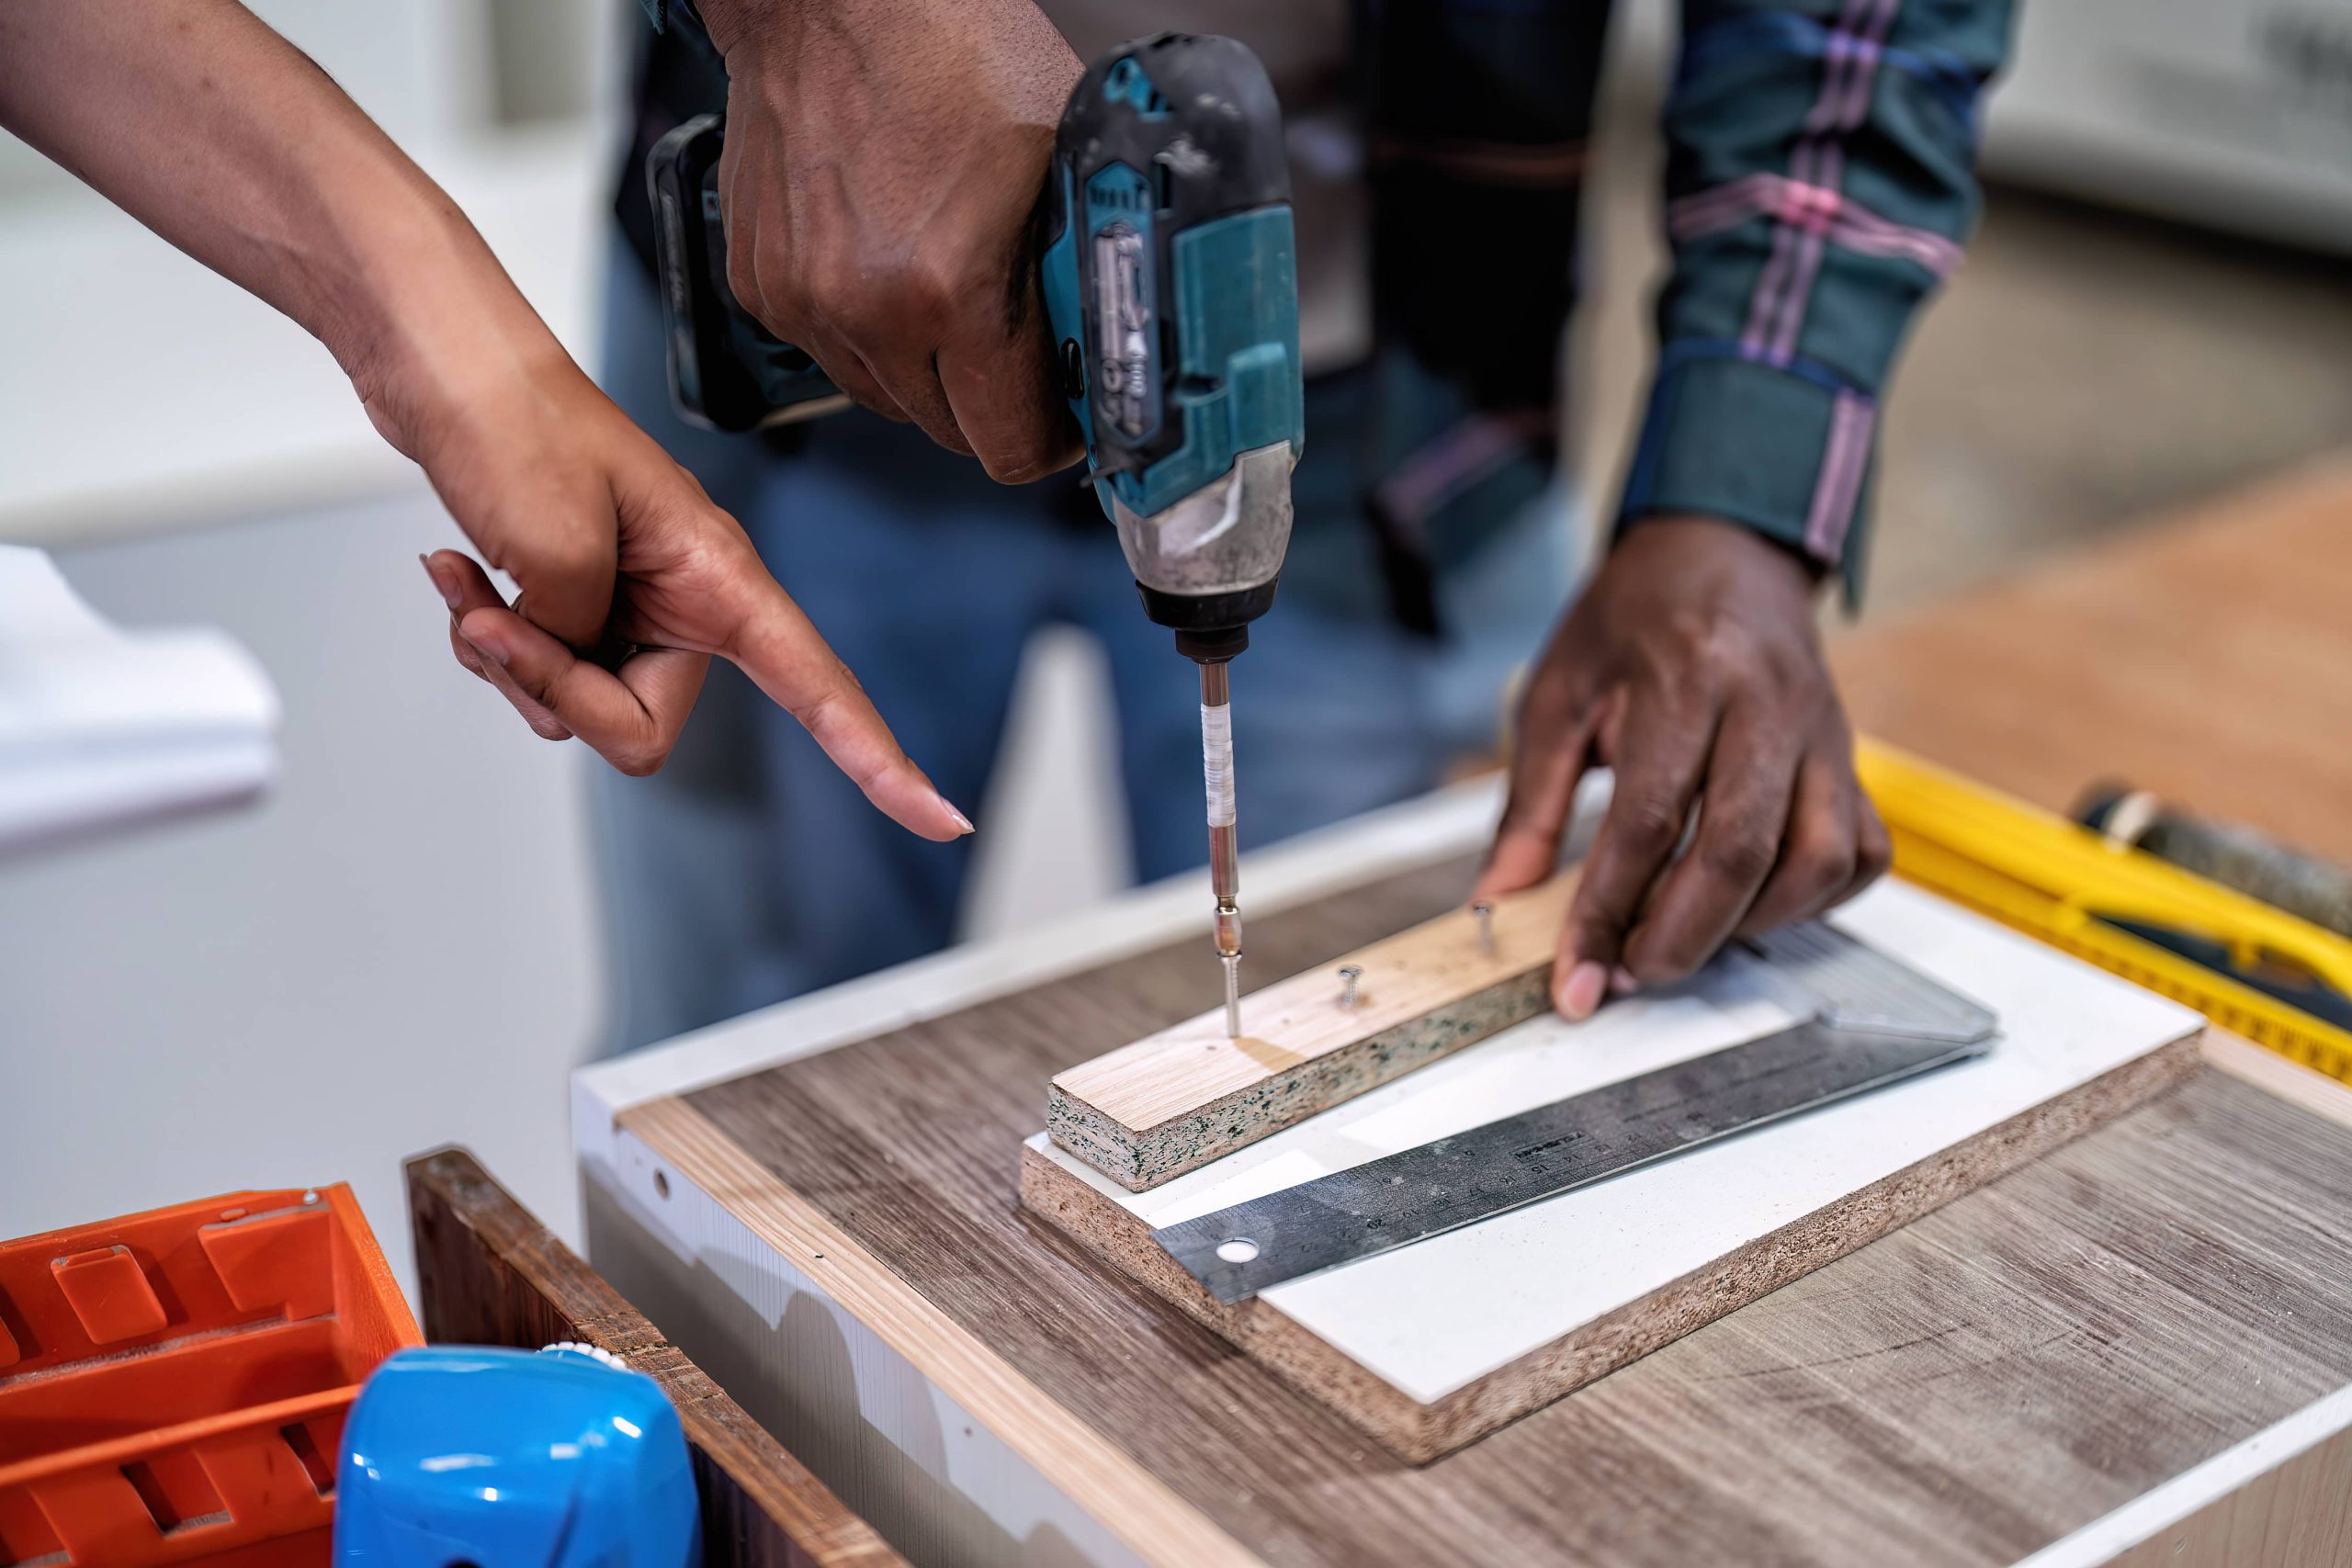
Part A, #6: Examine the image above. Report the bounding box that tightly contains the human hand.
[1475,515,1888,1019]
[699,0,1084,480]
[0,0,967,840]
[369,321,970,841]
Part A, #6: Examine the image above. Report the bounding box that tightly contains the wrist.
[1618,513,1829,594]
[323,181,571,464]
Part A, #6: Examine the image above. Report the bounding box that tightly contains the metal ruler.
[1153,920,1998,1303]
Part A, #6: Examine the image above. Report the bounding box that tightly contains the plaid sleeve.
[1617,0,2013,600]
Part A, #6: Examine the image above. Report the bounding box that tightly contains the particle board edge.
[1047,875,1576,1191]
[1022,1032,2208,1463]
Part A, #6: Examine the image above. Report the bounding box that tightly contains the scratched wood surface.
[405,1149,905,1568]
[655,856,2352,1567]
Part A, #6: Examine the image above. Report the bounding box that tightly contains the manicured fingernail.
[1560,960,1607,1021]
[1610,965,1639,996]
[420,553,460,611]
[465,628,510,667]
[944,802,976,835]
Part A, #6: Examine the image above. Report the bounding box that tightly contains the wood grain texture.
[611,1101,1263,1568]
[1023,1030,2201,1463]
[638,856,2352,1567]
[1049,875,1573,1189]
[1830,456,2352,866]
[2107,1420,2352,1567]
[404,1148,904,1568]
[2203,1032,2352,1132]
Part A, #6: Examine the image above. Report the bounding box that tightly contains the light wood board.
[1023,878,2206,1460]
[1048,875,1574,1190]
[609,851,2352,1567]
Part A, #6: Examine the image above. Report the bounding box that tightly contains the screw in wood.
[1471,900,1495,953]
[1338,964,1364,1010]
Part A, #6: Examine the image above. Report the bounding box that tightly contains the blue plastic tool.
[334,1345,699,1568]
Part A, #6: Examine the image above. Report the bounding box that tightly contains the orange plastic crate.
[0,1187,420,1567]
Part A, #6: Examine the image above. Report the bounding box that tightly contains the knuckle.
[1790,834,1857,897]
[821,252,940,340]
[611,740,669,777]
[724,245,765,322]
[1697,623,1754,684]
[506,661,559,705]
[1854,817,1894,884]
[904,251,968,319]
[1612,795,1685,858]
[1630,936,1705,985]
[1697,828,1776,886]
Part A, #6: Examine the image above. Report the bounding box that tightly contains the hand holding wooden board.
[1049,874,1578,1190]
[1026,880,2205,1461]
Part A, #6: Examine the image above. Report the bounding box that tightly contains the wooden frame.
[405,1147,904,1568]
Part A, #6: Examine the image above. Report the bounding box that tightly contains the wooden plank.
[1049,874,1574,1189]
[403,1147,905,1568]
[624,854,2352,1567]
[1024,878,2207,1461]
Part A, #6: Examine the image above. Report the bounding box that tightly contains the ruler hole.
[1216,1237,1260,1265]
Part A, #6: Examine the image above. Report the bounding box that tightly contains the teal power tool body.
[649,34,1303,1033]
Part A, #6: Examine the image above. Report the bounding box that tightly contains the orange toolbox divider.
[0,1186,420,1567]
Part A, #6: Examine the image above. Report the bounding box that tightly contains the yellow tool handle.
[1858,739,2352,1086]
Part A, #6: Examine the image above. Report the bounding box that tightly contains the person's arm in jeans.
[0,0,970,838]
[1479,0,2015,1016]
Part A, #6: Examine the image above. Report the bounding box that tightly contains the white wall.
[0,491,1133,1301]
[0,490,605,1285]
[0,1,635,1284]
[0,0,1137,1293]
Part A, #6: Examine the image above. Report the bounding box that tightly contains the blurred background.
[5,0,2349,1293]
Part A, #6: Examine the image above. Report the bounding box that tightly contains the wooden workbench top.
[615,852,2352,1567]
[582,456,2352,1566]
[1832,457,2352,865]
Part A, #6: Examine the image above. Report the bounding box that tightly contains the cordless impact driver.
[648,33,1303,1033]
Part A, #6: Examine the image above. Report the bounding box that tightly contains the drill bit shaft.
[1200,660,1242,1037]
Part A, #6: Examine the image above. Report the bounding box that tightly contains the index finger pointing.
[723,576,973,842]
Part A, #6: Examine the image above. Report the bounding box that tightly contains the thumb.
[430,448,617,649]
[496,516,617,652]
